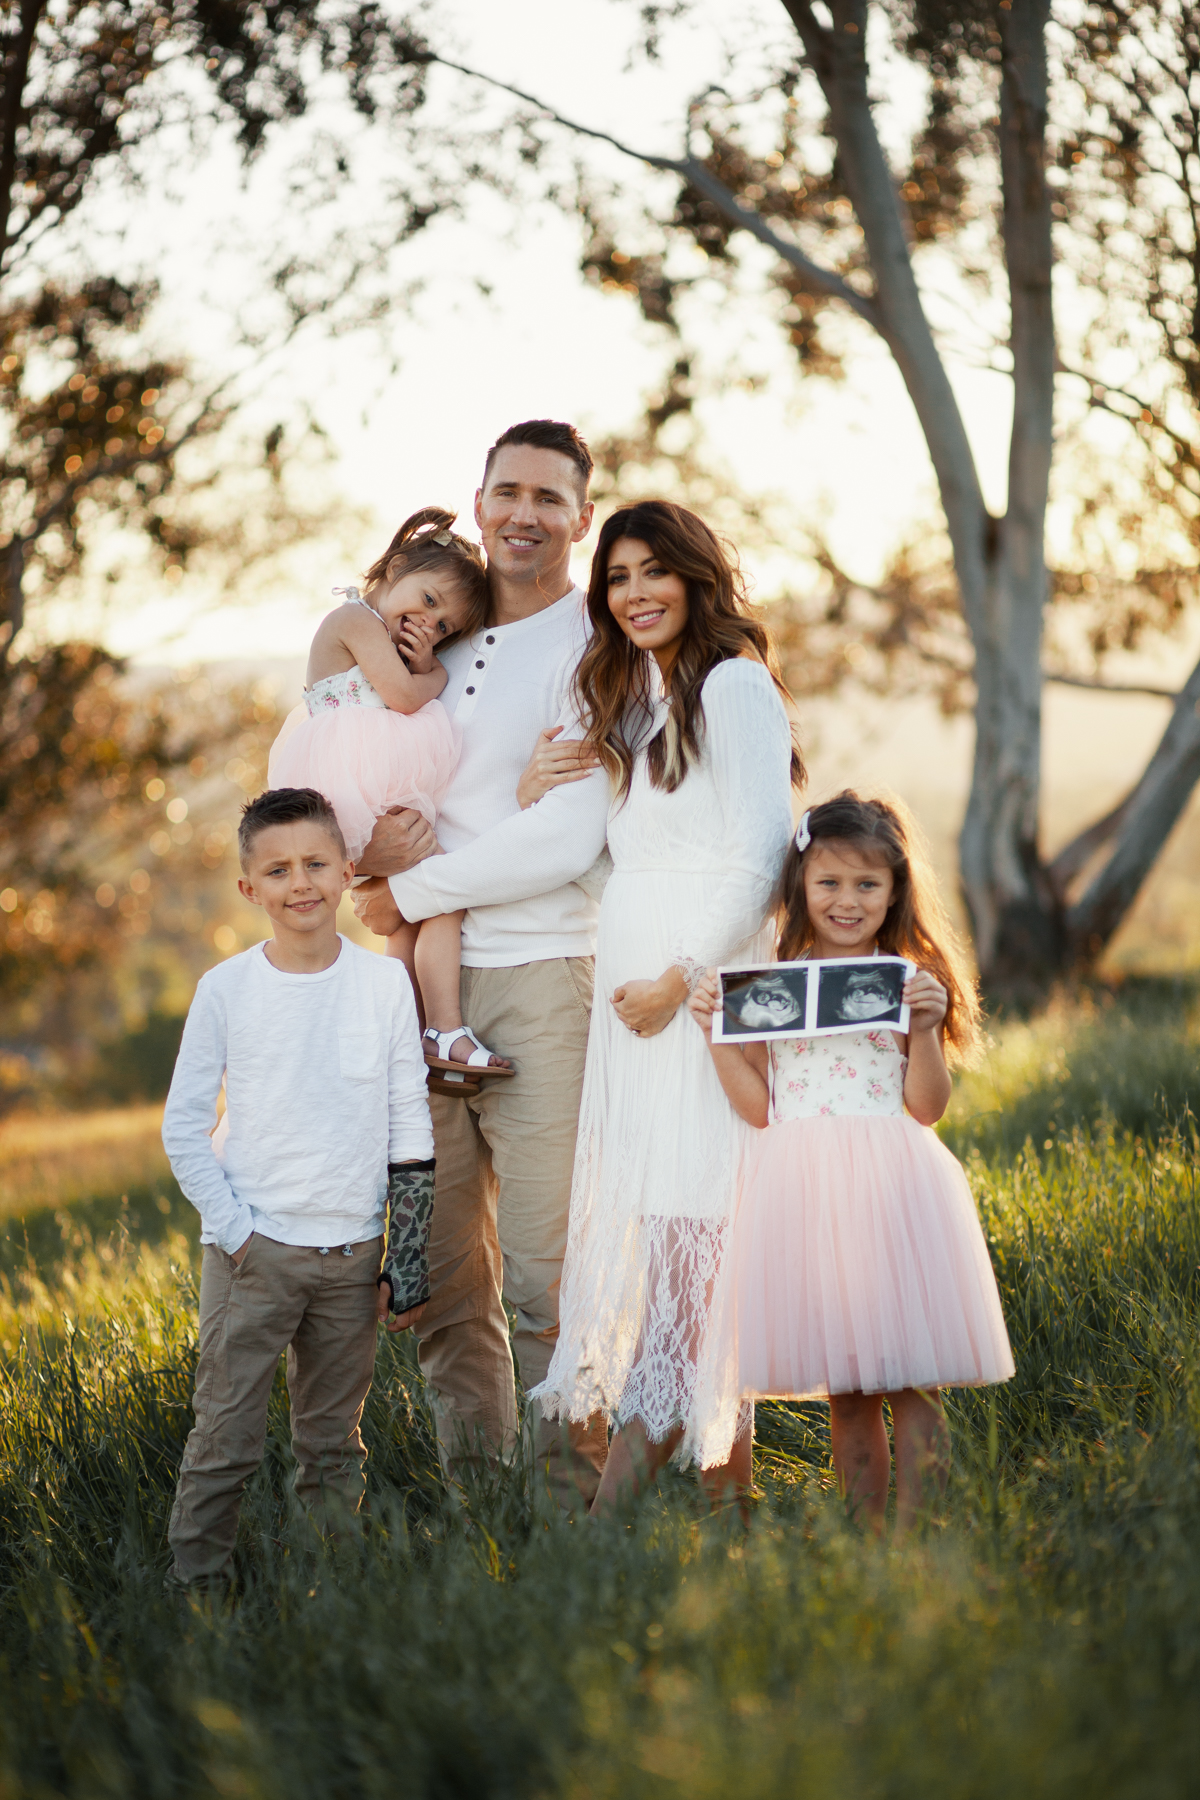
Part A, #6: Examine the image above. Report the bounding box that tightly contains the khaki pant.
[168,1232,383,1585]
[417,957,608,1508]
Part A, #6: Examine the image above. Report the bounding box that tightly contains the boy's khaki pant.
[168,1232,383,1585]
[417,956,608,1509]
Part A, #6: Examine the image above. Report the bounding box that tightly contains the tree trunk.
[785,1,991,645]
[1062,645,1200,956]
[0,0,42,265]
[1,534,26,658]
[453,0,1200,982]
[959,0,1059,984]
[777,2,1194,979]
[786,0,1059,985]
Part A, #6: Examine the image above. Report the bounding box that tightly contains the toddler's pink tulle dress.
[726,1027,1014,1399]
[268,600,459,864]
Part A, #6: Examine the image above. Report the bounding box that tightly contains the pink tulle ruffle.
[267,701,459,863]
[728,1114,1014,1398]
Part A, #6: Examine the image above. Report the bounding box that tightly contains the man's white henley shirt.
[388,585,611,967]
[161,937,433,1254]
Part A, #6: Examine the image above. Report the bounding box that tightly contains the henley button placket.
[455,632,494,717]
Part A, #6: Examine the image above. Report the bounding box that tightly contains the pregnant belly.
[596,868,717,986]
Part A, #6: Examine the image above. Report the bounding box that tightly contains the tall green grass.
[0,988,1198,1796]
[944,975,1200,1158]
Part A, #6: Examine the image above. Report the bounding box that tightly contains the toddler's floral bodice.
[304,665,387,717]
[769,1028,907,1122]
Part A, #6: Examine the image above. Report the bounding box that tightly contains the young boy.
[162,785,435,1589]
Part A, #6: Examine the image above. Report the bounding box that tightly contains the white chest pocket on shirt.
[338,1028,382,1082]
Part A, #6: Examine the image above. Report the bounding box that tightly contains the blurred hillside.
[0,655,373,1116]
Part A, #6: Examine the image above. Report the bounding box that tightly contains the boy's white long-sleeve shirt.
[161,937,433,1254]
[388,586,611,967]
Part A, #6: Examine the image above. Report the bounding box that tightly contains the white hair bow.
[794,810,811,853]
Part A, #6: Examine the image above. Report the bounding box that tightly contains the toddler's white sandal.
[422,1026,514,1080]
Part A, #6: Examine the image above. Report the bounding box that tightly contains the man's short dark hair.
[482,420,593,498]
[238,788,346,869]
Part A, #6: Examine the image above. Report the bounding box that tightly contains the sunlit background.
[5,0,1200,1118]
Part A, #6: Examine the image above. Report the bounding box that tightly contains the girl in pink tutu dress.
[269,507,509,1072]
[689,791,1013,1532]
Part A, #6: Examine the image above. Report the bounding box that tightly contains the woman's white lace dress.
[531,657,794,1466]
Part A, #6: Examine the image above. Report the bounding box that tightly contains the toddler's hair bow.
[794,810,812,853]
[433,530,452,546]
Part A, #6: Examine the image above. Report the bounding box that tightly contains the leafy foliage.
[0,652,272,999]
[0,0,452,995]
[0,278,208,641]
[0,0,434,269]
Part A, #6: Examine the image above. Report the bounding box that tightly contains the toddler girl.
[268,506,509,1073]
[689,791,1013,1531]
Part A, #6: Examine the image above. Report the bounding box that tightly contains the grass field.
[0,982,1198,1797]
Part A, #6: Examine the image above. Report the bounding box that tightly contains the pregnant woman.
[532,500,800,1508]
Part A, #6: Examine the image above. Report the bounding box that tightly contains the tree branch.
[419,50,881,326]
[778,0,833,73]
[1044,671,1180,700]
[1046,793,1131,898]
[1063,643,1200,952]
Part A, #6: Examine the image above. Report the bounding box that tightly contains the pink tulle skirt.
[729,1116,1014,1398]
[267,701,460,863]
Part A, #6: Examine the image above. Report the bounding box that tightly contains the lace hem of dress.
[670,955,707,995]
[533,1212,748,1467]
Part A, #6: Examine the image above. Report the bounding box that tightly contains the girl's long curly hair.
[778,790,981,1062]
[362,506,489,646]
[573,500,804,799]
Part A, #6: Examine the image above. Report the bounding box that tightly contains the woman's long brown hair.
[573,499,804,799]
[776,790,981,1061]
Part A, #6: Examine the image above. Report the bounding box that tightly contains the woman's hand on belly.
[611,966,690,1037]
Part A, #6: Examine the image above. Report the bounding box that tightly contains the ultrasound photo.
[716,966,809,1040]
[814,958,909,1034]
[713,957,913,1043]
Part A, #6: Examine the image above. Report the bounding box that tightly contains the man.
[354,419,610,1506]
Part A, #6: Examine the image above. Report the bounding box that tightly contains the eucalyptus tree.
[418,0,1200,984]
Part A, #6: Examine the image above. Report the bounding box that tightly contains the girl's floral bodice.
[769,1028,907,1122]
[304,665,387,717]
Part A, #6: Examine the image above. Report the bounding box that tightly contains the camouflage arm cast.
[378,1157,436,1314]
